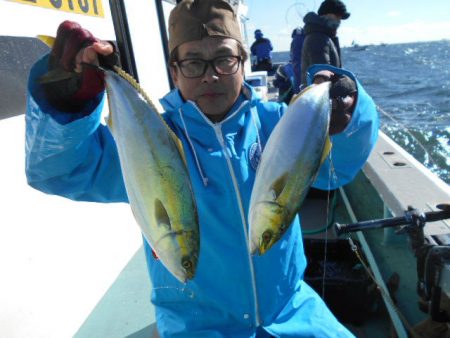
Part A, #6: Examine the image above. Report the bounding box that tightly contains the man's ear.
[169,65,179,86]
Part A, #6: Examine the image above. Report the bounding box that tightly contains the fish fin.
[155,199,171,231]
[320,135,332,164]
[271,172,289,200]
[169,131,188,166]
[105,112,113,133]
[288,85,314,106]
[37,35,56,48]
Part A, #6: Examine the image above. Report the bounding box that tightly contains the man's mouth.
[201,92,222,98]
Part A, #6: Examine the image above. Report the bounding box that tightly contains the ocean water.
[273,40,450,184]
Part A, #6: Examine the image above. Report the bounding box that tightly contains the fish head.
[178,226,200,281]
[154,219,200,283]
[155,229,199,283]
[151,199,200,283]
[181,254,197,281]
[250,201,288,255]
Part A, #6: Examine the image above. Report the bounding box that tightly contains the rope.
[111,65,183,150]
[346,237,425,338]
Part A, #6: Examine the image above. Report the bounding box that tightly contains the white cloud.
[387,11,402,17]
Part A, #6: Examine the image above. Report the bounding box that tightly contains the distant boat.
[349,40,369,51]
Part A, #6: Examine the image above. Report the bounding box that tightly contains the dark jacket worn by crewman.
[301,12,343,85]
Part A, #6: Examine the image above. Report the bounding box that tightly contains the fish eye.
[182,257,193,270]
[262,230,273,245]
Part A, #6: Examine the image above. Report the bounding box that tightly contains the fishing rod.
[335,204,450,237]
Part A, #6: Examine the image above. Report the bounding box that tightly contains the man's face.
[323,13,342,29]
[170,37,244,122]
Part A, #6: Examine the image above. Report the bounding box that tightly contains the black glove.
[329,74,357,135]
[40,20,120,112]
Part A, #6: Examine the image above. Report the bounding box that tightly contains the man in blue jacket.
[250,29,274,72]
[25,0,378,337]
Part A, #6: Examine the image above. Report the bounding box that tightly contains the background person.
[289,26,305,94]
[300,0,350,86]
[250,29,274,72]
[25,0,378,336]
[272,62,296,104]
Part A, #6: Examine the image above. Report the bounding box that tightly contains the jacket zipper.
[187,101,261,326]
[213,123,261,327]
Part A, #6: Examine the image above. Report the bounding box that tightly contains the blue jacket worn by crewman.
[26,56,379,338]
[250,32,273,63]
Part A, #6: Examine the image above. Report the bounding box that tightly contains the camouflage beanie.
[168,0,243,53]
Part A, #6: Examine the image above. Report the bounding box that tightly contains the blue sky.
[245,0,450,51]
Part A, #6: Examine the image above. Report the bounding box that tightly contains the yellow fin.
[320,135,332,164]
[288,85,314,106]
[170,131,187,166]
[270,172,289,201]
[155,199,171,231]
[37,35,56,48]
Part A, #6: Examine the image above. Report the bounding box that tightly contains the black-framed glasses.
[174,55,242,78]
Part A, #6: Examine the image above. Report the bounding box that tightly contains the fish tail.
[37,35,56,48]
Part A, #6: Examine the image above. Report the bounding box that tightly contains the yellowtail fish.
[249,82,332,255]
[36,34,199,281]
[105,69,199,282]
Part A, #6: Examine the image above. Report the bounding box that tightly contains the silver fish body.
[104,70,199,282]
[249,82,331,255]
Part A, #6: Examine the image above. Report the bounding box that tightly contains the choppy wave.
[272,40,450,183]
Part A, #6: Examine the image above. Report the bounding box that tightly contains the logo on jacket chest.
[249,142,262,170]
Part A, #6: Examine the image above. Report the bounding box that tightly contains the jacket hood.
[157,81,265,188]
[303,11,338,37]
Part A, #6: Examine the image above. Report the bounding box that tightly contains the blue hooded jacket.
[25,56,378,338]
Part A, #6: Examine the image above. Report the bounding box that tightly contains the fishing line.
[302,146,338,235]
[319,150,340,298]
[320,151,332,298]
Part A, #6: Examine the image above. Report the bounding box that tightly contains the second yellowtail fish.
[249,82,332,255]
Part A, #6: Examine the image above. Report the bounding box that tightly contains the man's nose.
[202,63,219,82]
